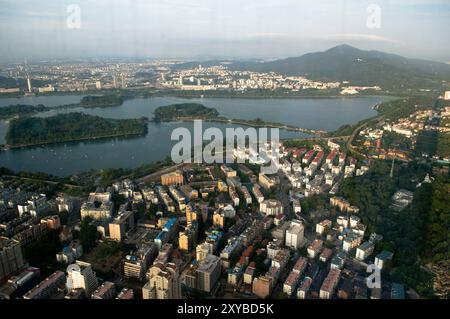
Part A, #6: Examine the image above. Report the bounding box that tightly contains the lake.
[0,95,393,176]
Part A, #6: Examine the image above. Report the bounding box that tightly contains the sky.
[0,0,449,62]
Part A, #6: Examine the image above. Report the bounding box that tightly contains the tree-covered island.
[152,103,220,121]
[5,112,148,147]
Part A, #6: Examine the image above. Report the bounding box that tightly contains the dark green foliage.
[422,175,450,263]
[415,131,438,157]
[6,112,148,146]
[95,241,124,259]
[300,194,330,215]
[391,264,435,298]
[339,160,448,297]
[153,103,219,121]
[79,95,123,108]
[79,217,100,252]
[23,230,61,273]
[382,131,412,151]
[0,104,49,119]
[376,96,434,120]
[99,169,130,188]
[330,124,354,137]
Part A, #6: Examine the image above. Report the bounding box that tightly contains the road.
[346,119,374,158]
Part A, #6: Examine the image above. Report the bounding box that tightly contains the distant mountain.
[229,45,450,90]
[169,45,450,91]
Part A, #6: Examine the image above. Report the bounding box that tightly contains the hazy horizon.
[0,0,449,63]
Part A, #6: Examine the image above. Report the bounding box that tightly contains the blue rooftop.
[163,217,177,231]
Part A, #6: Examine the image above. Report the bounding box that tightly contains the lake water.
[0,95,393,176]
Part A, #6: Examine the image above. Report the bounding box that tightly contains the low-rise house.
[307,239,323,258]
[319,268,341,299]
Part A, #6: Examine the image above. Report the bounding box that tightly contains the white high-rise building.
[27,77,32,92]
[66,261,98,297]
[285,220,305,250]
[196,254,221,293]
[142,262,181,299]
[444,91,450,100]
[113,75,117,88]
[196,242,213,262]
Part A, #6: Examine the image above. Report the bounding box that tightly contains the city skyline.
[0,0,449,62]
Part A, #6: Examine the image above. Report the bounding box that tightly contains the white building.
[285,220,305,250]
[355,242,375,261]
[316,220,332,235]
[66,261,98,297]
[444,91,450,100]
[142,262,181,299]
[260,199,284,216]
[292,199,302,214]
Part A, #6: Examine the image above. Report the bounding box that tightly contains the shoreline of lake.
[0,95,394,176]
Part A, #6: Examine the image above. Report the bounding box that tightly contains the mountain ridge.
[176,45,450,91]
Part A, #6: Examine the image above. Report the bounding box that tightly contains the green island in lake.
[76,95,124,108]
[153,103,220,121]
[152,102,326,135]
[5,112,148,148]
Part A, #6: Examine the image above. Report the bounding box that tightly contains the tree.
[23,230,61,275]
[79,217,99,252]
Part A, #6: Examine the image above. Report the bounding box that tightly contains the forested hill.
[175,45,450,91]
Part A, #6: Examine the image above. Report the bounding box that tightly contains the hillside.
[173,45,450,92]
[230,45,450,91]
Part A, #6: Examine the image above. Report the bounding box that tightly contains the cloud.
[23,10,61,18]
[321,33,402,44]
